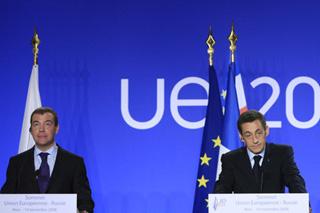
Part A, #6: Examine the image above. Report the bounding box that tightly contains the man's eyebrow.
[32,120,53,123]
[243,129,260,134]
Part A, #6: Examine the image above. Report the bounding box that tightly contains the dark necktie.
[37,152,50,193]
[253,155,262,190]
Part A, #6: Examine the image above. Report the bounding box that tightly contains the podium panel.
[209,193,309,213]
[0,194,77,213]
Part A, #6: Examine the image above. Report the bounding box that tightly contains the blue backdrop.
[1,0,320,212]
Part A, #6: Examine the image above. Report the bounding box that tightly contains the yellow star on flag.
[212,136,221,148]
[221,89,227,100]
[197,175,209,188]
[205,198,209,208]
[200,153,212,166]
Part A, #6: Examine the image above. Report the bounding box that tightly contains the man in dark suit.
[1,107,94,213]
[214,110,308,194]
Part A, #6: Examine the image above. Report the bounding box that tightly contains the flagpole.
[228,23,248,114]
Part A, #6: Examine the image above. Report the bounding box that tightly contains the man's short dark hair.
[30,107,59,127]
[237,110,267,134]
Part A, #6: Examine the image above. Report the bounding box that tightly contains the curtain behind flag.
[216,61,247,179]
[193,65,223,212]
[18,64,42,153]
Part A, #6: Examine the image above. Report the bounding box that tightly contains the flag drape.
[193,65,223,212]
[18,64,42,153]
[216,61,247,180]
[221,62,242,150]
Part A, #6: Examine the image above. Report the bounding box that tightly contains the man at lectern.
[214,110,307,194]
[1,107,94,213]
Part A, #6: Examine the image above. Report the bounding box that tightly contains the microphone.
[260,158,270,192]
[35,169,40,179]
[260,170,264,192]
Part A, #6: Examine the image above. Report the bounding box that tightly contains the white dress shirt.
[34,143,58,176]
[247,147,265,168]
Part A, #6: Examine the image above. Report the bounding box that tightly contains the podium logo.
[212,197,227,211]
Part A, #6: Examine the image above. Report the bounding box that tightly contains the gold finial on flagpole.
[32,30,40,65]
[228,23,237,63]
[206,26,215,66]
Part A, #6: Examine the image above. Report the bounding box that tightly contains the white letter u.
[121,79,165,129]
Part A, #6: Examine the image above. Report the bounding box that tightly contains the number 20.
[250,76,320,129]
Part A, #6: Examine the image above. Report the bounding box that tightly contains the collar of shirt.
[34,143,58,176]
[247,147,265,168]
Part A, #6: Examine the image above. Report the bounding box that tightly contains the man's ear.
[55,125,59,134]
[265,125,270,136]
[239,133,244,142]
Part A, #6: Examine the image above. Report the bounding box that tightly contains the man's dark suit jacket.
[214,143,307,193]
[1,146,94,212]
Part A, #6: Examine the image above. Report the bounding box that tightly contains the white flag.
[18,64,42,153]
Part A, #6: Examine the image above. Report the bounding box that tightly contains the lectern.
[0,194,77,213]
[208,193,309,213]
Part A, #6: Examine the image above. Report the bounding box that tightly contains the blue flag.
[221,62,242,150]
[193,65,223,212]
[215,61,247,178]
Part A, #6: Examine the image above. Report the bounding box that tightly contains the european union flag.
[193,65,223,212]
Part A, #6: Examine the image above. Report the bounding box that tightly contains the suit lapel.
[261,143,271,171]
[239,147,254,176]
[25,147,40,192]
[238,147,260,191]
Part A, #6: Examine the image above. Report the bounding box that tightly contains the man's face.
[30,112,59,149]
[240,119,269,154]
